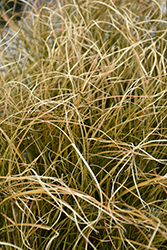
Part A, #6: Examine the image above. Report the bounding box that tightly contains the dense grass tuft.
[0,0,167,249]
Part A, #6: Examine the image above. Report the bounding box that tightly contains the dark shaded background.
[0,0,24,26]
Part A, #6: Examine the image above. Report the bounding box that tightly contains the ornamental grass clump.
[0,0,167,249]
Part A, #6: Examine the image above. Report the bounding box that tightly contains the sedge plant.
[0,0,167,249]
